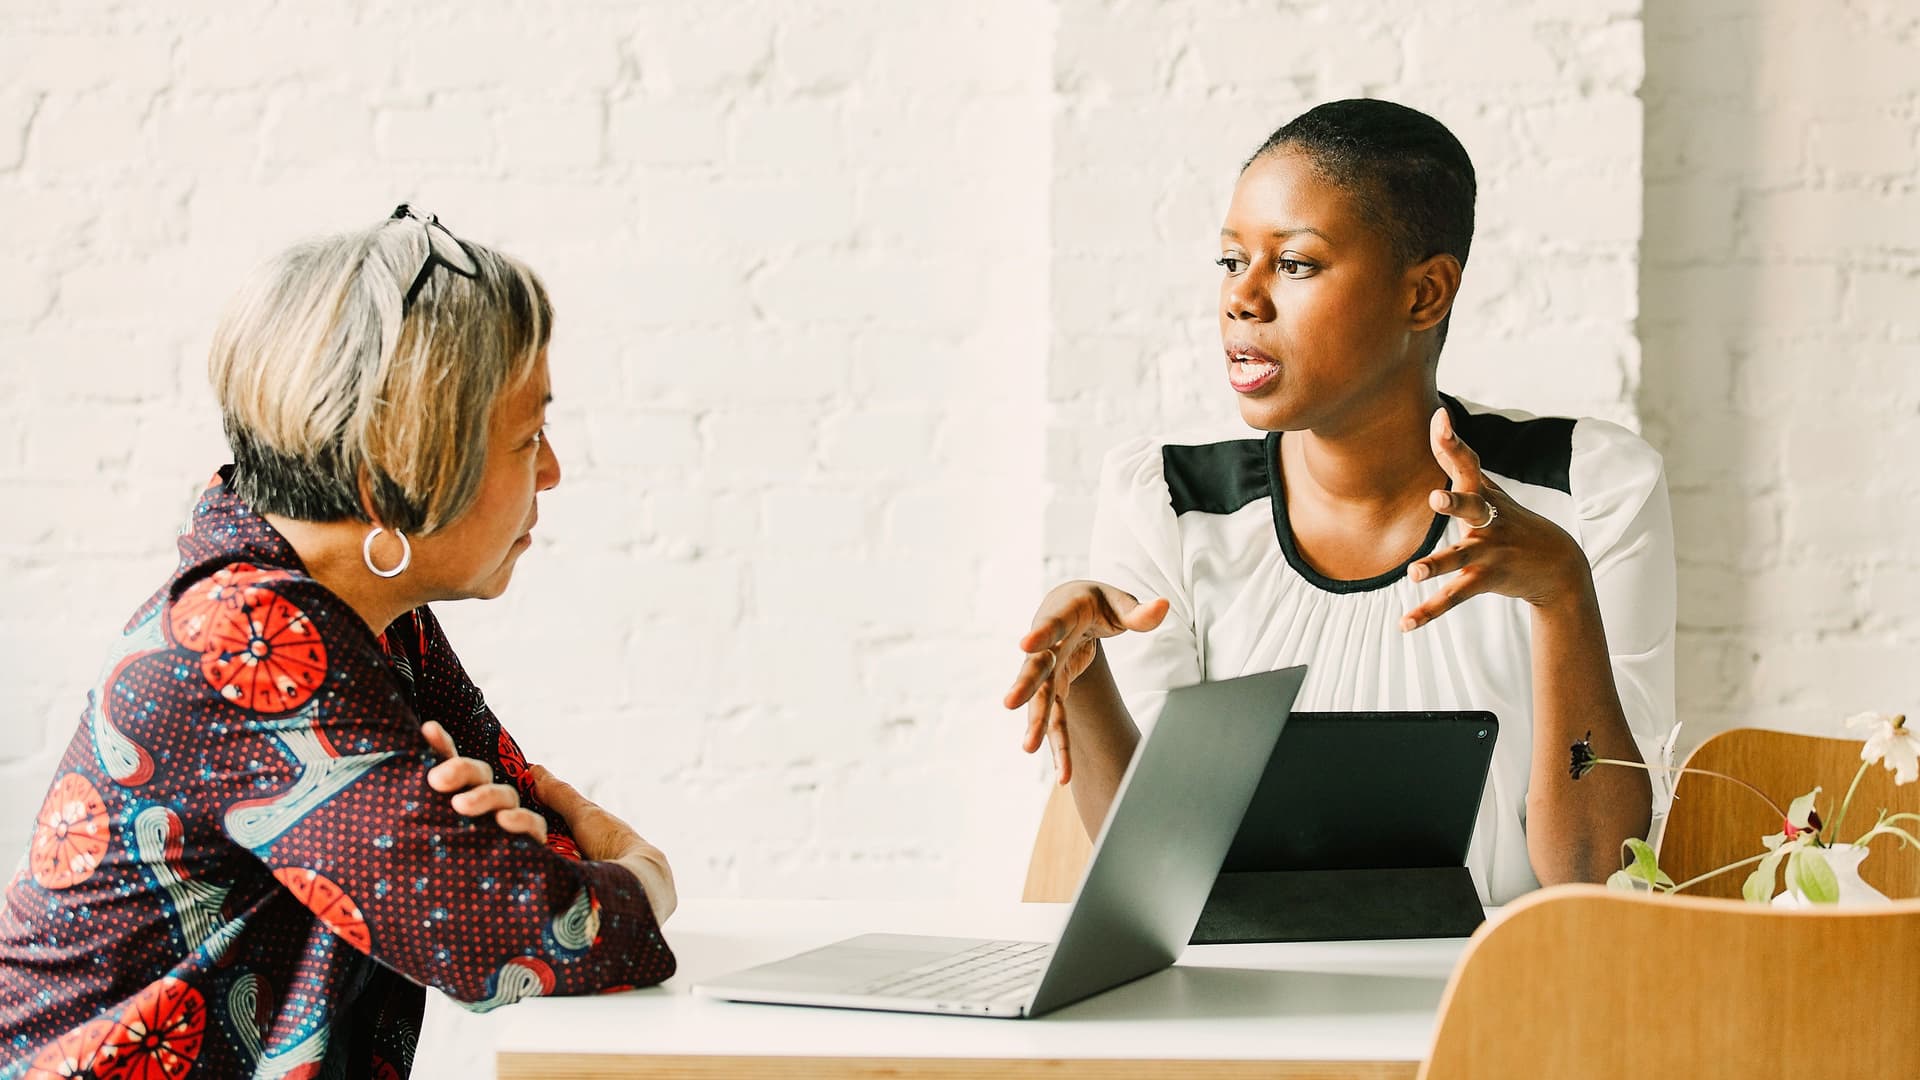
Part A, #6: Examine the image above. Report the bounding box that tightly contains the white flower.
[1846,712,1918,785]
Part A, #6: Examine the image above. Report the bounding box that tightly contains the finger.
[452,783,523,817]
[1018,614,1071,655]
[1003,649,1057,710]
[1401,571,1491,632]
[1408,539,1482,583]
[1427,489,1495,528]
[427,756,492,794]
[1047,689,1071,785]
[1113,594,1171,634]
[1429,407,1485,489]
[494,807,549,843]
[528,764,591,816]
[1022,677,1049,754]
[420,721,456,761]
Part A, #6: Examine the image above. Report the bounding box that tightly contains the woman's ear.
[1407,253,1463,333]
[354,467,385,529]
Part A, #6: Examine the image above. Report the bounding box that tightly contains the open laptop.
[692,664,1308,1019]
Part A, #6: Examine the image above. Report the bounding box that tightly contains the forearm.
[1525,581,1653,885]
[1062,645,1143,838]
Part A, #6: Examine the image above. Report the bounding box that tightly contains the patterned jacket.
[0,470,675,1078]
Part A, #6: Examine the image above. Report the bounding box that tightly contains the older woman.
[0,207,675,1077]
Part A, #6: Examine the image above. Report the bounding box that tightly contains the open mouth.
[1226,347,1280,393]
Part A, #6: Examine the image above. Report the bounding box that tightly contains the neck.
[265,514,422,637]
[1286,387,1449,509]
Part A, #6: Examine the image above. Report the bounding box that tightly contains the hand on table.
[1003,580,1170,785]
[1402,407,1591,632]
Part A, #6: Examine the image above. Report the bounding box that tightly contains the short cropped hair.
[207,214,551,535]
[1248,99,1476,347]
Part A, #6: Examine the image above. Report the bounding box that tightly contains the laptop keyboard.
[852,940,1053,1002]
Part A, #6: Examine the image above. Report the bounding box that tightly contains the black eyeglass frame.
[390,203,479,312]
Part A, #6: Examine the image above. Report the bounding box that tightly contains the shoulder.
[1449,395,1663,500]
[1099,433,1273,518]
[165,562,388,715]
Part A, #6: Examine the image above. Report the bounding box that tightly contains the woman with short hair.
[1005,100,1673,902]
[0,206,676,1077]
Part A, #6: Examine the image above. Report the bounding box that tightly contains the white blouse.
[1092,395,1676,904]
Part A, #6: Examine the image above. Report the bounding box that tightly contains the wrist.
[1528,549,1598,617]
[616,846,676,923]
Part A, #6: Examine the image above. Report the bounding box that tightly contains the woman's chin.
[1235,394,1295,432]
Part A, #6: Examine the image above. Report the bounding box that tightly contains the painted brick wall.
[1639,0,1920,753]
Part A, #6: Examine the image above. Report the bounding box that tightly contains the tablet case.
[1190,711,1498,944]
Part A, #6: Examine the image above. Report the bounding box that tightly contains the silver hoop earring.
[362,527,412,579]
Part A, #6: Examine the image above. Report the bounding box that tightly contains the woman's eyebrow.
[1220,226,1331,242]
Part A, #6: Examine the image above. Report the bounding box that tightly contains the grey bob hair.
[208,211,552,535]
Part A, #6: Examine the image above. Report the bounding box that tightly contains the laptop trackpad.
[717,933,992,991]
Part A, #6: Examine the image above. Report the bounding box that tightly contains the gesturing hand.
[1003,580,1170,785]
[423,721,547,844]
[527,766,677,925]
[1402,407,1591,632]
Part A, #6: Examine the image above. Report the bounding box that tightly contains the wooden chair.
[1021,782,1091,902]
[1420,884,1920,1080]
[1657,728,1920,900]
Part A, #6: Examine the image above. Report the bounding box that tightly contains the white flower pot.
[1770,843,1892,908]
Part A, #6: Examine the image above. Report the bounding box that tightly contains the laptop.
[1192,710,1499,944]
[692,664,1308,1019]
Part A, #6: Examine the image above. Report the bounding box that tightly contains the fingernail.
[1409,564,1427,581]
[1401,617,1417,632]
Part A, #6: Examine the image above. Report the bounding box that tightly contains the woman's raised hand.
[423,721,548,843]
[527,765,677,924]
[1003,580,1170,785]
[1402,407,1591,631]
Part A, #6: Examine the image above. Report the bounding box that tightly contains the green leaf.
[1787,787,1824,831]
[1623,838,1667,889]
[1607,869,1641,892]
[1743,849,1786,904]
[1789,848,1840,904]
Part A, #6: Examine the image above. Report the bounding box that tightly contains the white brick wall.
[4,0,1919,1075]
[1640,0,1920,752]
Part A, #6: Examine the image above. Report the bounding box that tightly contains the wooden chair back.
[1420,884,1920,1080]
[1657,727,1920,899]
[1021,782,1091,902]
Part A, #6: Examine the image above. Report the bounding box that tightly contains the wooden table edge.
[495,1053,1419,1079]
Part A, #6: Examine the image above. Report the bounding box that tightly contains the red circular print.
[497,729,528,786]
[188,572,327,714]
[273,867,373,954]
[98,976,206,1080]
[25,1016,113,1078]
[31,772,110,890]
[168,563,264,651]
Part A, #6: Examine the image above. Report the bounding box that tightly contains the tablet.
[1220,710,1499,873]
[1192,710,1498,944]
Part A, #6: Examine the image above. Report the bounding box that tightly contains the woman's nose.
[537,434,562,491]
[1222,274,1272,322]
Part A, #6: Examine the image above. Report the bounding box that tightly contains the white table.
[494,899,1472,1078]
